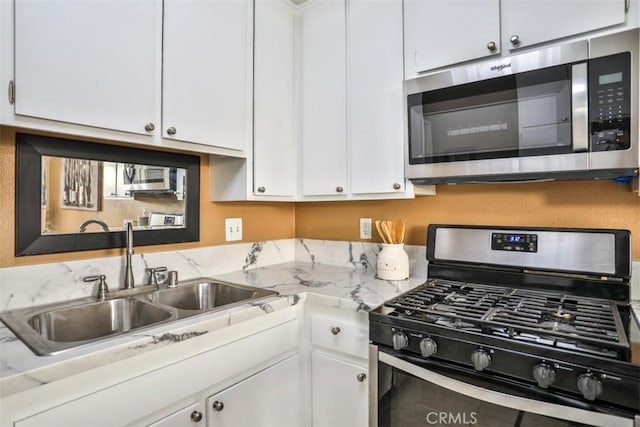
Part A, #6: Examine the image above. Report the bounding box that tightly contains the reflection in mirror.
[16,133,200,256]
[41,157,187,235]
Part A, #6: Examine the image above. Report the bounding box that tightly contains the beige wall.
[0,126,295,267]
[2,126,639,267]
[295,181,640,259]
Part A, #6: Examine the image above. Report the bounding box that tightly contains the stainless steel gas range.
[369,225,639,427]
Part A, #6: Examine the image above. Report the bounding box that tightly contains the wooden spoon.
[380,220,392,244]
[396,219,405,244]
[375,220,387,243]
[385,220,397,244]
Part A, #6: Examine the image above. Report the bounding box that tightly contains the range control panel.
[491,233,538,253]
[589,52,631,152]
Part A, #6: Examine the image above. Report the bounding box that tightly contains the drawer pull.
[212,401,224,412]
[356,373,367,382]
[331,326,341,335]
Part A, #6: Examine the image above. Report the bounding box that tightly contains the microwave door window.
[408,81,520,164]
[515,65,572,153]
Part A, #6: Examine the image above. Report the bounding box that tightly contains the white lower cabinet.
[207,354,302,427]
[311,351,368,427]
[307,308,370,427]
[147,402,206,427]
[10,311,300,427]
[6,304,373,427]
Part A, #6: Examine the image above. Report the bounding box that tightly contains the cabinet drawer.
[310,315,368,359]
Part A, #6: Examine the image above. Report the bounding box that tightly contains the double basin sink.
[0,279,278,356]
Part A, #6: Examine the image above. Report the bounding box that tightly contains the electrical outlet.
[360,218,372,239]
[225,218,243,241]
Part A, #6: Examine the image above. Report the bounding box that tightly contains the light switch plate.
[225,218,243,241]
[360,218,372,239]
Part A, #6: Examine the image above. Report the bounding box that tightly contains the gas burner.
[384,279,630,359]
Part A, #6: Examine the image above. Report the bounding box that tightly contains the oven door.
[370,345,637,427]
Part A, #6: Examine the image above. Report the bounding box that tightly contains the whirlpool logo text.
[490,63,512,72]
[425,412,478,425]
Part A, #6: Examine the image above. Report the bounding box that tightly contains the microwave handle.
[572,63,589,153]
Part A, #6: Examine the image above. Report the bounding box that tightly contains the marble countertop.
[0,261,426,398]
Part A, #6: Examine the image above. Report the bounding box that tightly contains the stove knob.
[392,332,409,351]
[419,338,438,358]
[470,349,491,371]
[577,373,603,401]
[532,363,556,389]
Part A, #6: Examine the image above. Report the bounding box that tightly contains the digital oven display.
[491,233,538,253]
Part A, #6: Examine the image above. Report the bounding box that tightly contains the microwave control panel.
[589,52,631,152]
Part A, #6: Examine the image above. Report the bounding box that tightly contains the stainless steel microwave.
[121,163,185,194]
[404,29,639,184]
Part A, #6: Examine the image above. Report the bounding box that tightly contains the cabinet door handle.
[167,126,177,136]
[356,373,367,382]
[144,122,155,132]
[509,35,520,46]
[336,186,344,193]
[486,41,497,51]
[257,186,266,193]
[331,326,341,335]
[190,411,203,422]
[393,183,401,190]
[212,401,224,412]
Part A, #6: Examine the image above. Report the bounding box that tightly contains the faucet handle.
[84,274,109,300]
[146,267,168,286]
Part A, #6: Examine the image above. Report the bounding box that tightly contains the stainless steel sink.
[147,280,278,313]
[28,299,172,342]
[0,279,279,356]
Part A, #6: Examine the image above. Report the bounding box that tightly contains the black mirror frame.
[16,133,200,256]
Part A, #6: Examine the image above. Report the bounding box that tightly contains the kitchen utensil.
[380,221,393,244]
[396,220,405,244]
[375,220,387,243]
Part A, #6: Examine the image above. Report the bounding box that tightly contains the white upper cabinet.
[501,0,627,51]
[163,0,252,151]
[14,0,160,135]
[300,0,413,199]
[348,0,405,195]
[253,0,296,197]
[12,0,252,152]
[300,0,348,197]
[404,0,500,77]
[405,0,629,78]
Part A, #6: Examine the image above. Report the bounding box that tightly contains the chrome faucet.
[79,219,110,233]
[124,221,135,289]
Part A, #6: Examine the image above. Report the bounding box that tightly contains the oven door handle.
[376,350,633,427]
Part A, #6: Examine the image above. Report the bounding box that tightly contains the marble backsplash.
[0,239,427,312]
[0,238,637,312]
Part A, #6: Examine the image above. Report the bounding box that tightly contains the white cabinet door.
[348,0,405,195]
[14,0,160,135]
[163,0,251,150]
[502,0,626,51]
[300,0,348,196]
[207,354,302,427]
[403,0,500,77]
[253,0,296,197]
[311,351,368,427]
[147,402,205,427]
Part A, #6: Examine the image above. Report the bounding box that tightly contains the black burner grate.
[385,279,629,356]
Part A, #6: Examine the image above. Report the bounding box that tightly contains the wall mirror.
[16,133,200,256]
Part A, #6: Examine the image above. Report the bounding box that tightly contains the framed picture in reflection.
[59,158,101,211]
